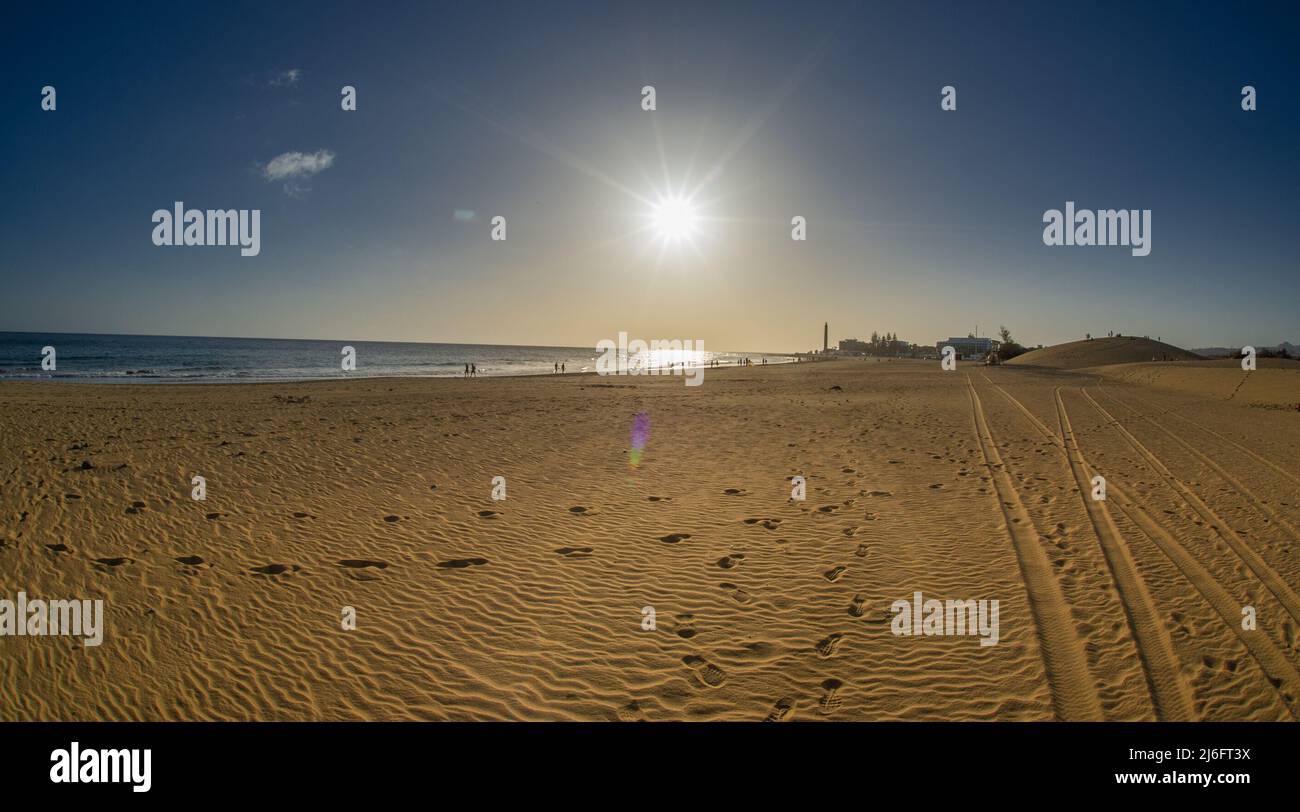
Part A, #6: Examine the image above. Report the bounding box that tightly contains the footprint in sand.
[338,559,388,569]
[383,515,402,522]
[175,555,209,570]
[616,700,648,722]
[673,614,697,639]
[338,559,387,581]
[823,565,847,582]
[716,553,745,569]
[93,557,133,568]
[718,582,751,604]
[815,632,844,658]
[848,593,867,617]
[568,506,592,515]
[205,512,223,520]
[555,546,594,558]
[817,504,840,514]
[866,490,892,497]
[682,655,727,687]
[436,557,489,569]
[854,544,869,558]
[764,697,795,722]
[477,511,500,519]
[658,533,691,544]
[818,679,844,715]
[293,512,315,519]
[743,517,782,530]
[45,543,71,554]
[250,564,300,577]
[646,496,672,502]
[125,500,147,515]
[722,488,747,496]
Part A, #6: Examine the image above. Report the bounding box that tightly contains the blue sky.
[2,0,1296,351]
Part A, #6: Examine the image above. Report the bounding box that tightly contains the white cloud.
[260,149,336,196]
[262,149,335,181]
[269,68,302,87]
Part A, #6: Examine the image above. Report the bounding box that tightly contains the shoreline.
[0,357,815,387]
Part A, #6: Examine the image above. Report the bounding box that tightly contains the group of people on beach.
[700,357,765,368]
[464,357,766,376]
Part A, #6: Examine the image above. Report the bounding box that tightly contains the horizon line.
[0,329,805,356]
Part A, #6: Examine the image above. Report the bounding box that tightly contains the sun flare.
[651,196,698,241]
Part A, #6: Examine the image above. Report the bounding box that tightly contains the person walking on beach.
[561,363,566,374]
[471,363,477,377]
[464,363,469,377]
[554,362,559,374]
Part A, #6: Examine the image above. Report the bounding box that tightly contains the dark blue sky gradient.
[1,1,1296,350]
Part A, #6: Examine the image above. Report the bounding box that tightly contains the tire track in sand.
[1097,386,1300,541]
[982,375,1300,717]
[966,376,1102,720]
[1082,388,1300,630]
[979,373,1193,719]
[1053,388,1195,720]
[1124,388,1300,489]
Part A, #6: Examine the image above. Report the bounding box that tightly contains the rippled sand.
[2,357,1298,720]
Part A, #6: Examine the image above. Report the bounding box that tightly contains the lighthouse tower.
[823,322,828,352]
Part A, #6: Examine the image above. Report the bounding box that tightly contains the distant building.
[937,336,998,360]
[838,338,869,355]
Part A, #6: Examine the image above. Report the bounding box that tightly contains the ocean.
[0,332,795,382]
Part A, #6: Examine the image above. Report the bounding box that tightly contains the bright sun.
[651,196,698,241]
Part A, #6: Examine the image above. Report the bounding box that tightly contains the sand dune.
[1090,359,1300,409]
[2,359,1298,720]
[1009,336,1203,368]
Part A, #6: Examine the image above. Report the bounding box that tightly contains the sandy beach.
[3,351,1298,721]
